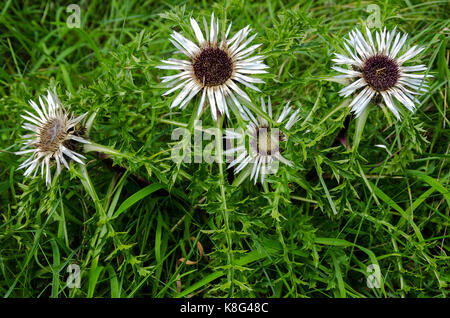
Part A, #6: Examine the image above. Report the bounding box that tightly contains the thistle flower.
[157,13,268,121]
[15,89,90,185]
[333,27,431,120]
[225,97,301,184]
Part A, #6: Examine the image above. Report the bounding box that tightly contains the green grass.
[0,0,449,298]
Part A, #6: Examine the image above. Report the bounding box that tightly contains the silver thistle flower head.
[157,12,269,121]
[15,89,90,185]
[225,97,301,184]
[333,27,431,120]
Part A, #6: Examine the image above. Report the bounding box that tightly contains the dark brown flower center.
[38,118,67,152]
[362,55,399,91]
[193,47,233,86]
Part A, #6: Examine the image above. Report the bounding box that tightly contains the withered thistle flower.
[16,89,90,185]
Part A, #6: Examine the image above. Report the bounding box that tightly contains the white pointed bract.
[15,89,90,185]
[333,27,431,120]
[157,13,268,121]
[226,97,301,184]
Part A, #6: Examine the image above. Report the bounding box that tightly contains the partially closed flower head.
[158,13,269,121]
[333,27,431,120]
[225,97,301,184]
[15,89,90,185]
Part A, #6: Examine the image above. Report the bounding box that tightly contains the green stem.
[77,165,107,269]
[84,142,132,159]
[263,179,297,296]
[352,105,371,154]
[216,115,234,296]
[158,118,188,128]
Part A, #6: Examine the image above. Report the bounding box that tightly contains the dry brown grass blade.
[176,236,205,294]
